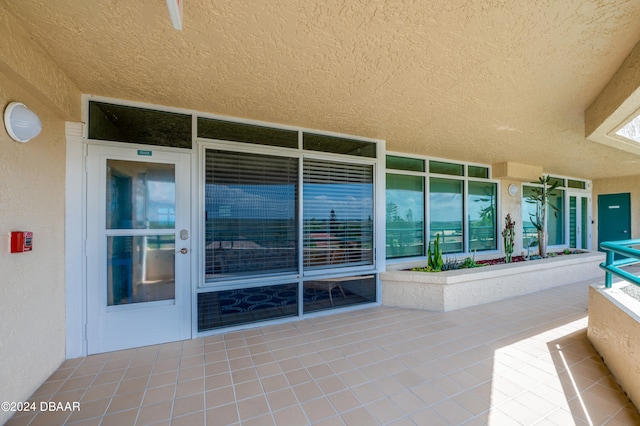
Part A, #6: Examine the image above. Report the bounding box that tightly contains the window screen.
[205,150,298,280]
[303,159,374,269]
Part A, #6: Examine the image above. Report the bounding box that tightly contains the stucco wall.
[0,72,67,424]
[592,175,640,247]
[499,179,524,256]
[587,284,640,411]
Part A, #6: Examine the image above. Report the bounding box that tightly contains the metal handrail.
[599,239,640,288]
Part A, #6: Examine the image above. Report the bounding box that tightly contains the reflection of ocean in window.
[468,181,497,251]
[386,173,424,258]
[204,150,299,279]
[303,159,374,268]
[429,177,463,253]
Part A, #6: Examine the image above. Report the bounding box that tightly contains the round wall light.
[4,102,42,143]
[508,183,519,196]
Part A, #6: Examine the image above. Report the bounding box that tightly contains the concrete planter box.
[588,284,640,411]
[381,250,604,312]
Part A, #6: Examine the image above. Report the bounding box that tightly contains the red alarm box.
[11,231,33,253]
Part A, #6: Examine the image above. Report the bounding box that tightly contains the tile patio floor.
[6,279,640,426]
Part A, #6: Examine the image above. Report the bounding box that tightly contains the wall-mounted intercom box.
[10,231,33,253]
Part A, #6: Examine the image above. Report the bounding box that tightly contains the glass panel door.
[86,145,191,354]
[569,193,590,249]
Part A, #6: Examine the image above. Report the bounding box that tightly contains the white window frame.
[385,152,500,265]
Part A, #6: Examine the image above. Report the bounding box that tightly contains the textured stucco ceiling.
[5,0,640,179]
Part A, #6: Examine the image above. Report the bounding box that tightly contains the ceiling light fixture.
[4,102,42,143]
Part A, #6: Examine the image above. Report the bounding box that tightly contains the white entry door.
[86,145,191,354]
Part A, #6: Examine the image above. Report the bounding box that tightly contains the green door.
[597,193,631,251]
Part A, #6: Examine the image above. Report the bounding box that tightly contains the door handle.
[177,248,188,254]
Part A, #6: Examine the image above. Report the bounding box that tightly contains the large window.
[385,156,497,259]
[548,189,564,246]
[522,181,566,248]
[204,150,298,280]
[303,159,374,269]
[429,177,463,253]
[468,181,497,251]
[386,174,425,258]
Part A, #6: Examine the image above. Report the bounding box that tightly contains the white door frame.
[566,190,592,250]
[85,144,192,354]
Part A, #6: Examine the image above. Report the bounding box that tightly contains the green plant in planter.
[462,256,481,268]
[501,213,516,263]
[525,176,560,258]
[427,233,444,271]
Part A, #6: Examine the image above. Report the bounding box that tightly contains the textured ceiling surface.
[5,0,640,179]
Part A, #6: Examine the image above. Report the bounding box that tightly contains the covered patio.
[7,279,638,426]
[3,1,640,424]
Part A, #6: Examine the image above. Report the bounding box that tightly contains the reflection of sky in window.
[206,184,296,219]
[303,183,373,220]
[147,181,175,203]
[387,190,423,220]
[429,193,462,222]
[137,180,175,226]
[468,194,494,220]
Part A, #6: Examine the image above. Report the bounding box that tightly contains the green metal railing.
[599,239,640,288]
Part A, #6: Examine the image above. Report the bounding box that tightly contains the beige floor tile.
[228,356,253,371]
[341,407,378,426]
[136,400,172,424]
[205,386,235,409]
[205,371,232,390]
[81,381,118,402]
[178,365,205,383]
[255,361,282,378]
[205,402,239,425]
[272,405,308,426]
[366,398,405,424]
[451,389,490,417]
[171,410,205,426]
[90,368,125,386]
[302,396,336,423]
[100,408,138,426]
[261,373,289,393]
[265,388,298,411]
[241,413,275,426]
[313,415,346,426]
[65,398,110,423]
[143,384,176,406]
[172,393,204,418]
[237,394,270,421]
[233,379,263,400]
[175,377,205,399]
[13,282,640,426]
[316,375,347,395]
[58,375,95,393]
[106,391,143,414]
[328,390,361,413]
[148,370,178,388]
[292,381,323,403]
